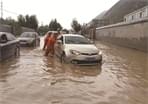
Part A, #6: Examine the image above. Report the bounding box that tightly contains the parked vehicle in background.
[0,32,20,61]
[18,32,40,46]
[54,34,102,65]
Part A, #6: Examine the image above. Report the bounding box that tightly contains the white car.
[54,34,102,65]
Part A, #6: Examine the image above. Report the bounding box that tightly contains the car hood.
[18,37,34,41]
[64,44,99,53]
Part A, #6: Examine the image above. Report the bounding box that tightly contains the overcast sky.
[2,0,119,29]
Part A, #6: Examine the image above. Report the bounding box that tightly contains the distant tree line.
[0,15,38,30]
[71,18,88,35]
[0,15,88,36]
[17,15,38,31]
[0,15,38,35]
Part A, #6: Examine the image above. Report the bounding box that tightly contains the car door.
[0,33,19,60]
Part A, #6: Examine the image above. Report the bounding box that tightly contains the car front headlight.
[98,51,102,55]
[70,50,81,55]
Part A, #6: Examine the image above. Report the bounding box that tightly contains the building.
[103,0,148,25]
[87,0,148,40]
[124,5,148,22]
[88,0,148,28]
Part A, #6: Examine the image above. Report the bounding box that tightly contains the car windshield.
[20,33,35,38]
[65,36,91,44]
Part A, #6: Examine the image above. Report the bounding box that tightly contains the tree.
[38,25,49,36]
[62,28,69,34]
[17,14,38,30]
[71,19,81,33]
[17,15,26,26]
[4,17,16,25]
[81,23,88,35]
[49,19,62,31]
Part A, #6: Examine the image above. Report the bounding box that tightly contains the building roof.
[94,11,107,20]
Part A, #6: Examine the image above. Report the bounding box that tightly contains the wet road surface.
[0,38,148,104]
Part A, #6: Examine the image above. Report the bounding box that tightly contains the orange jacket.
[47,37,56,49]
[43,35,50,50]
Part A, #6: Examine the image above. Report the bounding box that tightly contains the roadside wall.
[0,24,11,32]
[96,19,148,52]
[21,27,35,32]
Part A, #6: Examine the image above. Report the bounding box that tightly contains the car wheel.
[38,39,40,46]
[32,41,36,47]
[15,46,20,57]
[61,53,66,63]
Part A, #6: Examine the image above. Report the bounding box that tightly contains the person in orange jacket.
[43,31,52,50]
[45,32,58,56]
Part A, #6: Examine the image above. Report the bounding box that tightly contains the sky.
[2,0,119,29]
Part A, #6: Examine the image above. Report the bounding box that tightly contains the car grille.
[71,60,100,65]
[81,53,98,55]
[20,40,27,42]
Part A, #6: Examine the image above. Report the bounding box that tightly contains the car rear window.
[0,33,16,41]
[7,33,16,41]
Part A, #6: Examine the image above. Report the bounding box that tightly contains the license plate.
[85,57,95,60]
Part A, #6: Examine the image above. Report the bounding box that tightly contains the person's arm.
[43,37,48,50]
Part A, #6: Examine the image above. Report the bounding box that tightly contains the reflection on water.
[0,39,148,104]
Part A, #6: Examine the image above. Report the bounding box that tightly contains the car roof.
[0,32,12,34]
[46,31,58,33]
[0,32,14,36]
[61,34,84,37]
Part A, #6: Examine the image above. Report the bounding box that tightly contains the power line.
[3,9,19,15]
[0,0,19,19]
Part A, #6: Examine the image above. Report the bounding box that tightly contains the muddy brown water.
[0,38,148,104]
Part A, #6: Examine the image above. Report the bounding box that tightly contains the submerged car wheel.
[32,41,36,47]
[15,46,20,57]
[38,40,40,46]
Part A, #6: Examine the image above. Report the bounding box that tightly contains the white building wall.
[124,6,148,22]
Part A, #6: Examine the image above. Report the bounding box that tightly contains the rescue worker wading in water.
[43,32,52,50]
[45,32,58,56]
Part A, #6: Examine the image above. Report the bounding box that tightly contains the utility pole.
[1,0,3,20]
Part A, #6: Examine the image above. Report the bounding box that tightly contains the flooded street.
[0,38,148,104]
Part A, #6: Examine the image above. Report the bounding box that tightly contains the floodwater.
[0,38,148,104]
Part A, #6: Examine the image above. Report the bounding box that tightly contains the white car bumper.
[67,54,102,65]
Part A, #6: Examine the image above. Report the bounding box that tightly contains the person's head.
[53,32,58,39]
[1,34,7,40]
[47,31,52,37]
[0,34,8,43]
